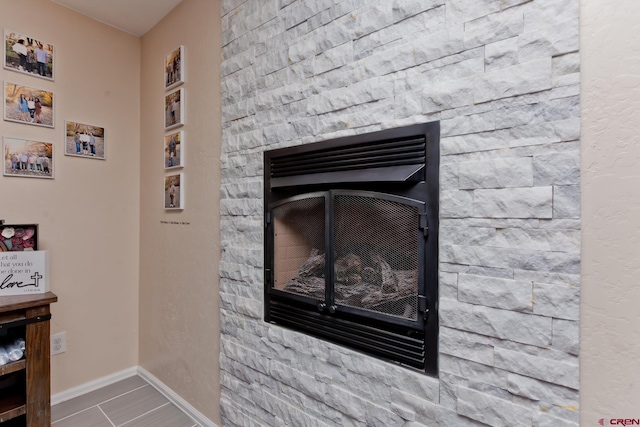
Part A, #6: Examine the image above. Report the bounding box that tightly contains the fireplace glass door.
[270,190,425,328]
[272,193,326,298]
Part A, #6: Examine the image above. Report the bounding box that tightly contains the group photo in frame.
[164,173,184,210]
[3,29,54,80]
[164,130,183,169]
[3,136,54,179]
[64,121,106,160]
[164,45,184,90]
[164,87,184,130]
[4,81,54,128]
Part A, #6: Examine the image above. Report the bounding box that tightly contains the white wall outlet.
[51,332,67,355]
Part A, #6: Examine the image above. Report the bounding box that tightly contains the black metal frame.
[264,122,440,375]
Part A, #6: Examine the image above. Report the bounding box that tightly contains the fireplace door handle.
[418,295,429,321]
[317,303,337,313]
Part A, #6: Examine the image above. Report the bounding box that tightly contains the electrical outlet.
[51,332,66,355]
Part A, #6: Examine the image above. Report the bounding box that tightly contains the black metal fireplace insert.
[263,122,439,375]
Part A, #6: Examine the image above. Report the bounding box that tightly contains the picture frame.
[164,87,184,130]
[164,130,183,169]
[64,121,106,160]
[3,29,54,81]
[164,173,184,210]
[3,136,54,179]
[164,45,184,90]
[0,222,38,252]
[4,81,54,128]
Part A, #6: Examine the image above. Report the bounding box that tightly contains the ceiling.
[51,0,184,37]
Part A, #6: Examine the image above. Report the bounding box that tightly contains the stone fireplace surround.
[220,0,580,426]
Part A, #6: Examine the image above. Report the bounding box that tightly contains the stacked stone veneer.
[219,0,580,425]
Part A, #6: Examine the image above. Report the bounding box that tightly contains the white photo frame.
[164,173,184,210]
[3,136,54,179]
[3,29,54,81]
[164,45,184,90]
[64,121,106,160]
[164,130,183,169]
[4,81,54,128]
[164,87,184,130]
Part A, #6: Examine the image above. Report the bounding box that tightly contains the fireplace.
[263,122,440,374]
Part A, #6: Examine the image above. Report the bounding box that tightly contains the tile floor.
[51,375,200,427]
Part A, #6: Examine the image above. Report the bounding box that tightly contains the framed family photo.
[4,81,54,128]
[164,88,184,130]
[164,45,184,90]
[64,121,106,160]
[164,173,184,210]
[3,137,54,179]
[164,130,183,169]
[3,29,54,80]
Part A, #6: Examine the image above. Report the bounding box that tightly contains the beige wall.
[0,0,141,393]
[138,0,222,423]
[581,0,640,421]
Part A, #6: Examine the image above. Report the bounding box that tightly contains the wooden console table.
[0,292,57,426]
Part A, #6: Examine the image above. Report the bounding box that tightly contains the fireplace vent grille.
[270,299,426,369]
[269,136,426,188]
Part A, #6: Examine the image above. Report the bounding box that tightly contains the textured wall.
[220,0,580,425]
[139,0,222,423]
[580,0,640,423]
[0,0,141,393]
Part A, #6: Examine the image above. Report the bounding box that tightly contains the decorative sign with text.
[0,250,49,296]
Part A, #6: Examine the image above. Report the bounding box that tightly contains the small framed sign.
[0,250,49,296]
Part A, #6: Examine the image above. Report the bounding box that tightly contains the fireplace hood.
[268,124,439,188]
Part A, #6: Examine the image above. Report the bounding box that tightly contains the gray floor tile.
[99,385,169,426]
[120,402,197,427]
[52,406,113,427]
[52,375,148,422]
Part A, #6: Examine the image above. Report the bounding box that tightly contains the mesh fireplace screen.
[333,195,419,320]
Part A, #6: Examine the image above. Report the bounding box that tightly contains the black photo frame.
[0,221,38,251]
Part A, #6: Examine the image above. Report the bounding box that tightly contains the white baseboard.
[51,366,138,406]
[137,366,218,427]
